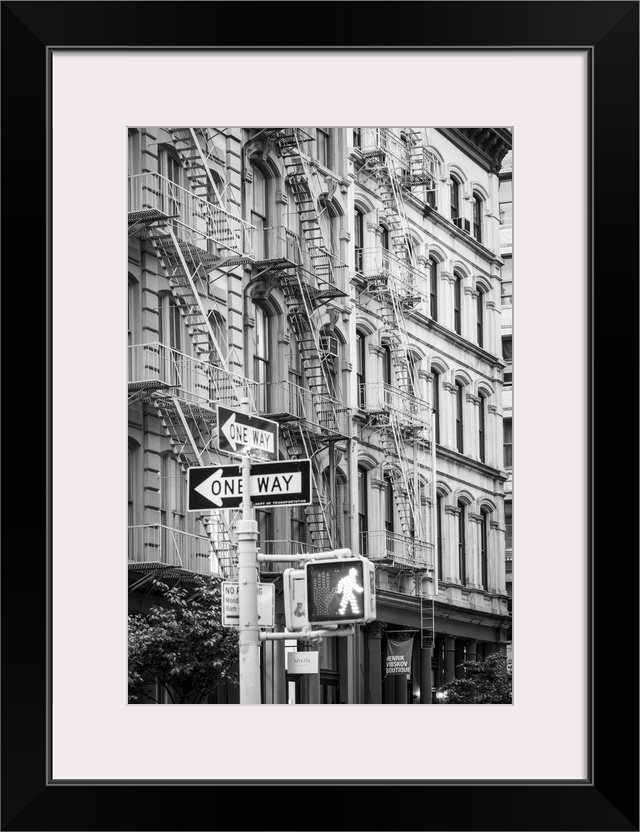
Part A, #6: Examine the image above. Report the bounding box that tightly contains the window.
[160,453,185,532]
[476,288,484,348]
[354,209,365,273]
[384,475,394,535]
[458,502,467,584]
[316,128,332,168]
[436,493,443,579]
[128,275,140,378]
[480,508,489,588]
[455,381,464,453]
[503,418,513,468]
[251,166,267,259]
[501,257,513,306]
[503,337,513,386]
[429,257,438,322]
[128,440,140,527]
[253,305,270,411]
[353,128,361,148]
[478,393,487,463]
[472,191,483,243]
[291,505,307,553]
[453,273,462,335]
[379,225,390,251]
[158,292,182,352]
[432,369,440,444]
[505,501,512,551]
[450,175,461,221]
[358,467,368,556]
[356,331,366,409]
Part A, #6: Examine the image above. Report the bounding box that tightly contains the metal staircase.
[279,133,339,285]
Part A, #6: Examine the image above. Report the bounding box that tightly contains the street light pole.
[237,398,260,704]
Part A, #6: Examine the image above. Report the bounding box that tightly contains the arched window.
[128,439,140,527]
[356,330,366,409]
[252,166,268,259]
[453,271,463,335]
[384,474,394,535]
[457,500,467,585]
[476,287,485,348]
[291,504,307,554]
[478,392,487,463]
[472,191,483,243]
[358,466,368,555]
[429,257,438,322]
[450,174,461,221]
[436,492,444,580]
[158,292,182,352]
[354,208,365,273]
[432,368,441,444]
[480,507,490,589]
[253,304,270,411]
[160,452,185,532]
[455,380,465,453]
[128,274,140,379]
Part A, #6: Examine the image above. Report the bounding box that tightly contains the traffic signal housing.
[284,555,376,631]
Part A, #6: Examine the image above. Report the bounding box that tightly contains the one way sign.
[188,459,311,510]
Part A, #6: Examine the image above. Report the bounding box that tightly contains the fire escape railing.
[128,343,258,409]
[128,524,235,577]
[361,530,433,571]
[128,172,255,259]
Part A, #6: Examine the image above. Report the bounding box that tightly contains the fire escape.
[250,129,350,558]
[356,128,438,596]
[128,128,257,580]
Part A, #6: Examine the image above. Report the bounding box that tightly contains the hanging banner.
[385,637,414,676]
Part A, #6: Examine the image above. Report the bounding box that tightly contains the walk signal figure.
[336,567,363,616]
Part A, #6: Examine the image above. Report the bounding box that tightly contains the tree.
[438,653,512,704]
[128,576,239,704]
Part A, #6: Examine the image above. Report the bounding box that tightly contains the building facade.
[127,126,512,704]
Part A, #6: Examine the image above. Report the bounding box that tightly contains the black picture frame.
[2,2,638,830]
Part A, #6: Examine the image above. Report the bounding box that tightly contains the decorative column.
[466,392,481,462]
[441,271,455,334]
[420,641,433,704]
[488,403,499,469]
[300,640,321,704]
[491,518,503,594]
[395,671,407,704]
[442,380,458,451]
[366,621,384,704]
[272,611,287,704]
[454,641,466,679]
[444,637,456,683]
[467,640,478,664]
[468,511,484,588]
[463,283,477,342]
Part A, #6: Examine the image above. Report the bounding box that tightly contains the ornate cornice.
[437,128,512,174]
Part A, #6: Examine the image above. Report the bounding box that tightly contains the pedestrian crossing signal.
[305,557,376,625]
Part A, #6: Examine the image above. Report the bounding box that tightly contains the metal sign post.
[236,399,260,705]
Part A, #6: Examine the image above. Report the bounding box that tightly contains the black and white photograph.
[127,126,514,705]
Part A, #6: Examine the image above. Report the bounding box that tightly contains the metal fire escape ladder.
[278,416,334,552]
[150,226,255,410]
[383,278,420,396]
[167,129,253,259]
[280,134,336,285]
[168,128,225,206]
[384,412,426,541]
[151,395,238,579]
